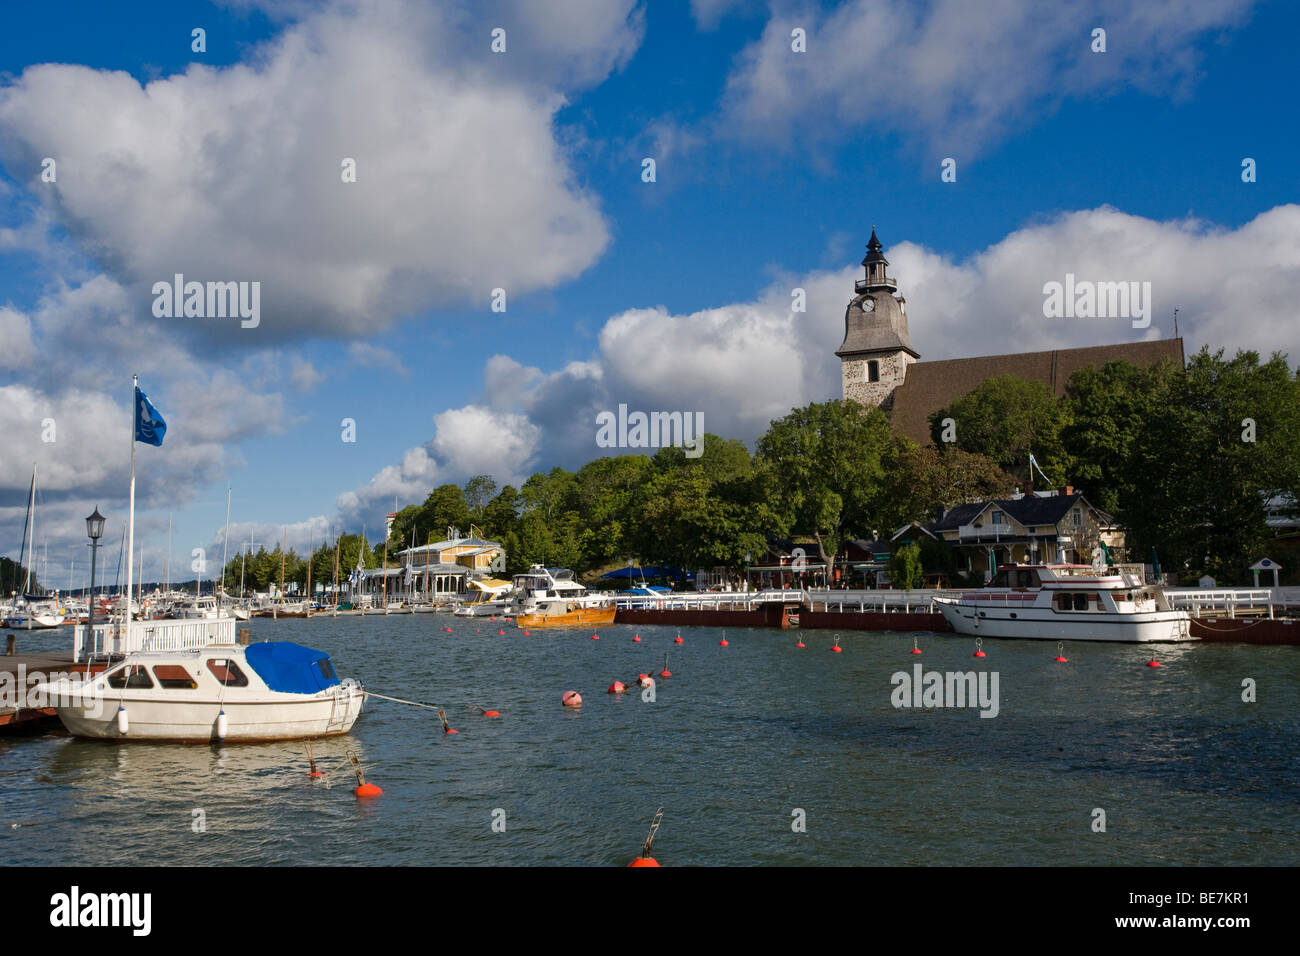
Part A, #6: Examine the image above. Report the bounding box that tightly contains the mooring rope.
[361,690,442,711]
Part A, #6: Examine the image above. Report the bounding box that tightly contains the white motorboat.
[934,564,1193,643]
[174,595,220,619]
[40,639,364,742]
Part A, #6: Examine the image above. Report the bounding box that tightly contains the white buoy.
[116,706,129,735]
[216,709,228,741]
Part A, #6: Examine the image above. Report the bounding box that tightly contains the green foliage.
[1120,348,1300,581]
[929,375,1071,484]
[756,400,898,575]
[879,443,1017,530]
[1,556,39,595]
[888,541,924,590]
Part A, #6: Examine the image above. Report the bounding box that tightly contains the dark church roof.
[888,338,1185,445]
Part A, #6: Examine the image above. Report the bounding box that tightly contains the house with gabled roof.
[904,487,1122,582]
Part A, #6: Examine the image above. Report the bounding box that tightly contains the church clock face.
[861,297,875,313]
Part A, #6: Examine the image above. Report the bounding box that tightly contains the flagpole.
[125,373,137,650]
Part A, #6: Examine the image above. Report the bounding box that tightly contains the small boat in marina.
[510,565,615,629]
[41,636,364,742]
[933,564,1192,643]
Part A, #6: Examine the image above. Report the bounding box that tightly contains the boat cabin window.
[107,665,154,689]
[207,659,249,687]
[152,665,198,689]
[989,570,1009,587]
[1013,569,1036,589]
[1055,593,1095,611]
[316,658,338,682]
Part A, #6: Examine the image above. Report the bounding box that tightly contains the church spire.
[857,228,897,294]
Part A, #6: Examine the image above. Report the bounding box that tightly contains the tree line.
[214,346,1299,592]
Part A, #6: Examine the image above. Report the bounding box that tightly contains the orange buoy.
[1147,659,1162,668]
[627,856,659,867]
[481,709,500,717]
[562,690,583,707]
[445,727,459,734]
[355,782,383,798]
[309,771,324,778]
[608,681,626,694]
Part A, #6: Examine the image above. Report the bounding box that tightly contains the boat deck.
[0,650,87,733]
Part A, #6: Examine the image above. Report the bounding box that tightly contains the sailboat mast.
[125,374,138,644]
[280,526,287,600]
[25,463,36,594]
[220,485,231,616]
[165,512,172,593]
[306,527,313,615]
[332,526,340,607]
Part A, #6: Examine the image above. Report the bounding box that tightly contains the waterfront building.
[836,229,1185,445]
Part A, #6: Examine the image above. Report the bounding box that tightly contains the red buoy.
[1055,654,1068,662]
[627,856,659,867]
[719,638,729,646]
[524,630,531,635]
[591,634,600,640]
[498,630,505,635]
[832,645,842,653]
[1054,643,1068,663]
[481,710,500,717]
[633,635,642,643]
[910,647,922,655]
[354,782,383,798]
[445,727,459,734]
[1147,659,1162,668]
[674,635,683,644]
[308,771,323,778]
[562,690,583,707]
[795,640,805,648]
[659,669,671,678]
[974,639,986,659]
[608,681,626,694]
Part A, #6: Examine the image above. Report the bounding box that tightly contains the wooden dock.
[0,647,92,734]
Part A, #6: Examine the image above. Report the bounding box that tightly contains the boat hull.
[53,689,362,742]
[934,599,1193,642]
[516,606,617,629]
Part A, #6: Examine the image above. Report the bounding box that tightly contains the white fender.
[216,710,228,741]
[116,706,129,735]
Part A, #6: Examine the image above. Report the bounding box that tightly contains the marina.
[3,614,1296,867]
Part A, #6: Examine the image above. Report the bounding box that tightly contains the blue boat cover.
[244,642,340,694]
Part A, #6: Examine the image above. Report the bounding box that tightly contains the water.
[3,617,1297,866]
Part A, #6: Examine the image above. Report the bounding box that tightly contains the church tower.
[836,229,919,409]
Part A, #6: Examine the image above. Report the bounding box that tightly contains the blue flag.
[135,387,167,446]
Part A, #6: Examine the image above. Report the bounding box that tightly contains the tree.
[1061,359,1182,514]
[1122,348,1300,582]
[929,375,1071,484]
[878,443,1017,531]
[463,475,498,525]
[756,400,898,580]
[888,541,924,590]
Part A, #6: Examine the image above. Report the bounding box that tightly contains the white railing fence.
[74,617,239,662]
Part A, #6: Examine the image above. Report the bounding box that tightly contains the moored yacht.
[934,564,1193,643]
[511,565,615,629]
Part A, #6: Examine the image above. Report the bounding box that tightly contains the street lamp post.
[86,508,105,659]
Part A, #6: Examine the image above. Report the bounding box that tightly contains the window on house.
[1072,509,1082,527]
[992,512,1003,525]
[867,361,880,383]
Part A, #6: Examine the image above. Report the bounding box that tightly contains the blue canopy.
[245,642,340,694]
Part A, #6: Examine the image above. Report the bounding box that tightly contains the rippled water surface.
[3,617,1297,866]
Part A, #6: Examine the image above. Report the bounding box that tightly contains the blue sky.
[1,0,1297,588]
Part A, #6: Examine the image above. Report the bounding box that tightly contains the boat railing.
[805,588,967,614]
[611,589,799,612]
[73,616,239,662]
